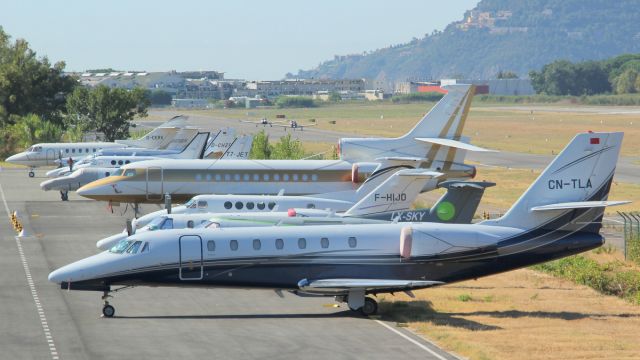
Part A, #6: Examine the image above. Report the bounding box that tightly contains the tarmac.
[0,168,459,360]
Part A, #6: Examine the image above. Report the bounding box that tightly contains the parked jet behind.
[96,177,492,251]
[49,132,628,317]
[115,115,188,149]
[5,117,188,177]
[76,85,484,204]
[40,132,243,200]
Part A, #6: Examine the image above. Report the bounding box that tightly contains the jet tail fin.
[173,132,210,159]
[484,132,625,234]
[220,135,253,160]
[204,128,237,159]
[344,169,441,217]
[429,180,496,223]
[115,116,188,149]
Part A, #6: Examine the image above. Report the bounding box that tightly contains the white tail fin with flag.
[116,115,188,149]
[484,132,625,231]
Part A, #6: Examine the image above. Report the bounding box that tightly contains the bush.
[275,96,316,108]
[533,255,640,304]
[391,92,444,103]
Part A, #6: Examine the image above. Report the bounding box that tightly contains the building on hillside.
[171,98,210,109]
[244,79,365,97]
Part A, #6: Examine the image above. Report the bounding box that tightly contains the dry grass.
[378,255,640,360]
[186,102,640,157]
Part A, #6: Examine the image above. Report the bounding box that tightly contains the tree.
[1,114,62,156]
[146,90,173,106]
[0,27,78,127]
[270,134,305,160]
[65,85,149,141]
[613,68,638,94]
[496,70,519,79]
[328,92,342,102]
[249,130,272,159]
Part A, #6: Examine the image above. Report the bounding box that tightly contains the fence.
[618,211,640,264]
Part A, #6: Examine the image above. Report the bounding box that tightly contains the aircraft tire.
[360,297,378,316]
[102,304,115,318]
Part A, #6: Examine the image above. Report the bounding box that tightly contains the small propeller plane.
[49,132,629,318]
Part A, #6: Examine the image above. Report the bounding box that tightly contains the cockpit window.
[160,218,173,230]
[126,241,143,254]
[197,200,208,209]
[109,240,134,254]
[141,242,149,253]
[123,169,136,177]
[113,169,125,177]
[32,146,43,152]
[147,216,166,230]
[185,199,197,208]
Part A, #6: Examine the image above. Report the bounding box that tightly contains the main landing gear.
[338,292,379,316]
[60,190,69,201]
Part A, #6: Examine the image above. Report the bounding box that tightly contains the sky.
[1,0,478,80]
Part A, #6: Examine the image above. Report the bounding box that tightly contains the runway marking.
[374,319,450,360]
[0,181,60,360]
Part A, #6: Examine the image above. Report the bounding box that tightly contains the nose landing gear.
[102,290,114,318]
[28,168,35,178]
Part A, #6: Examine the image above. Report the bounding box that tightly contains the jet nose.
[48,268,68,284]
[6,153,26,164]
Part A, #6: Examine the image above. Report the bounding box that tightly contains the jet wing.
[297,278,443,294]
[415,138,496,152]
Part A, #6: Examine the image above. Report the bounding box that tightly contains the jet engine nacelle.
[350,162,380,184]
[399,226,497,259]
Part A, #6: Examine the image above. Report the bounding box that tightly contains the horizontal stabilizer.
[375,156,430,162]
[531,200,631,212]
[438,180,496,190]
[415,138,496,152]
[298,278,444,291]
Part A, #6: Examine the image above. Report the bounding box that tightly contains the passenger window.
[78,149,82,153]
[263,174,270,181]
[268,202,276,210]
[197,200,207,209]
[72,149,76,153]
[234,174,240,181]
[93,148,97,152]
[230,240,238,251]
[253,239,261,250]
[215,174,221,181]
[118,160,123,165]
[125,160,130,164]
[348,237,357,248]
[111,160,117,165]
[274,174,280,181]
[187,220,194,228]
[224,174,231,181]
[207,240,215,251]
[283,174,290,181]
[206,174,211,181]
[298,238,307,249]
[85,148,89,153]
[311,174,318,181]
[246,202,254,210]
[293,174,299,181]
[275,238,284,250]
[253,174,259,181]
[235,201,243,210]
[321,237,329,249]
[307,204,315,209]
[302,174,309,181]
[141,242,149,253]
[257,202,265,210]
[243,174,250,181]
[126,241,143,254]
[195,174,202,181]
[65,149,69,153]
[224,201,232,209]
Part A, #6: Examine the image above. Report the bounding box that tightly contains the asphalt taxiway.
[0,168,459,360]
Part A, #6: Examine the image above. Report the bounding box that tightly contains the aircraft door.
[45,148,57,166]
[179,235,203,280]
[145,167,164,201]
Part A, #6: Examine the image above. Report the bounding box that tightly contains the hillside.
[292,0,640,81]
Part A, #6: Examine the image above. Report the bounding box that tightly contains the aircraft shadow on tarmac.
[115,310,355,320]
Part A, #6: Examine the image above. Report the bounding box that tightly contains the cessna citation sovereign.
[5,116,188,177]
[49,132,629,317]
[76,84,489,204]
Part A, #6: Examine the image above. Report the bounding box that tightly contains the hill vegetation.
[292,0,640,81]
